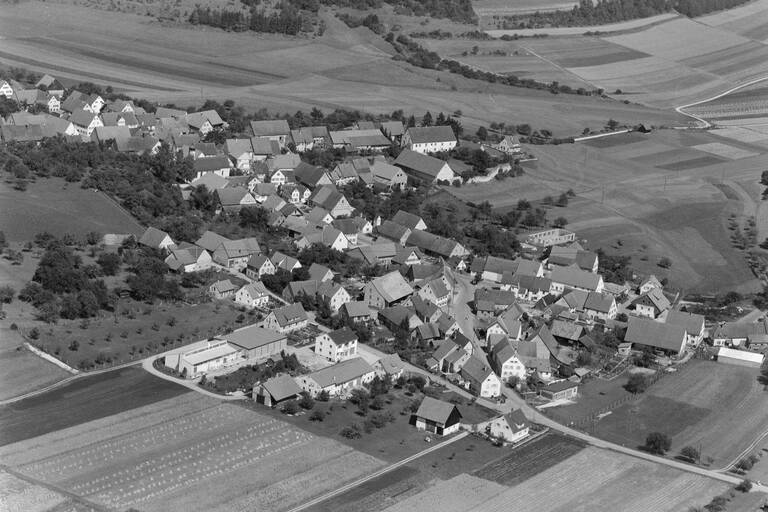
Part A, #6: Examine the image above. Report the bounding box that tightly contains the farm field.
[0,366,188,446]
[383,446,726,512]
[0,177,144,243]
[698,0,768,41]
[589,360,768,468]
[0,393,386,512]
[484,12,679,36]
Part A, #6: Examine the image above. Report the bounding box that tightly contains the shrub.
[736,479,752,492]
[371,411,395,428]
[624,373,650,394]
[339,425,362,439]
[309,410,325,422]
[644,432,671,455]
[281,400,299,415]
[299,392,315,410]
[680,445,700,463]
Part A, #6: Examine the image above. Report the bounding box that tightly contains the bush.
[0,285,15,303]
[339,425,362,439]
[317,389,330,402]
[299,392,315,410]
[644,432,671,455]
[371,411,395,428]
[624,373,650,394]
[281,400,299,415]
[680,445,700,463]
[29,327,40,340]
[309,410,325,422]
[736,479,752,492]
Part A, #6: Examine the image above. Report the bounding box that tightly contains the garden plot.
[0,470,69,512]
[691,142,759,160]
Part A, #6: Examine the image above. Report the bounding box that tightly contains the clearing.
[0,393,386,512]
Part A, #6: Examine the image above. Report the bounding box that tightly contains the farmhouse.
[406,230,468,259]
[214,187,257,213]
[164,340,240,378]
[715,347,764,368]
[392,210,428,231]
[460,357,501,398]
[712,320,768,347]
[296,357,375,397]
[315,327,358,362]
[271,251,302,272]
[416,278,451,307]
[481,409,530,445]
[347,242,398,267]
[402,126,457,154]
[193,155,231,179]
[290,125,330,151]
[212,238,261,270]
[491,339,527,382]
[263,303,309,334]
[308,186,354,218]
[329,129,391,152]
[540,380,578,401]
[624,316,686,355]
[308,262,334,282]
[548,243,598,273]
[583,292,618,321]
[394,149,456,184]
[377,221,412,246]
[632,288,671,318]
[250,120,291,148]
[254,374,303,407]
[341,301,373,324]
[138,227,175,251]
[371,160,408,189]
[392,246,424,267]
[503,274,553,302]
[550,266,604,293]
[364,271,414,309]
[639,275,664,294]
[666,310,705,347]
[164,243,212,273]
[235,282,270,309]
[414,396,462,436]
[209,279,237,299]
[245,254,276,279]
[486,307,524,344]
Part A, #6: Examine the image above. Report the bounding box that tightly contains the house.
[715,347,765,368]
[224,325,287,360]
[214,187,257,213]
[163,340,240,378]
[254,374,303,407]
[666,310,705,347]
[377,221,412,246]
[371,160,408,190]
[494,135,522,155]
[472,256,543,283]
[308,263,334,282]
[294,162,333,190]
[209,279,238,299]
[548,243,599,273]
[315,327,358,362]
[306,207,334,225]
[550,266,604,293]
[475,288,519,313]
[329,129,391,152]
[414,322,442,344]
[392,246,424,267]
[491,339,527,382]
[482,409,529,445]
[341,301,374,324]
[540,380,578,401]
[639,275,664,294]
[460,357,501,398]
[195,230,230,253]
[416,278,451,307]
[0,80,15,98]
[632,288,671,318]
[245,254,276,279]
[346,242,399,267]
[193,155,231,180]
[402,126,457,154]
[69,109,103,138]
[378,306,423,334]
[296,357,375,397]
[212,238,261,270]
[394,149,456,184]
[138,227,175,251]
[35,74,65,97]
[583,292,617,321]
[624,316,687,355]
[392,210,428,231]
[290,125,330,152]
[263,303,309,334]
[364,271,414,309]
[406,230,469,259]
[330,161,362,187]
[375,353,405,379]
[235,282,270,309]
[295,225,349,252]
[250,119,291,148]
[712,320,768,347]
[271,251,302,272]
[414,397,462,436]
[308,186,354,218]
[550,319,585,345]
[91,125,132,145]
[485,307,524,345]
[225,138,255,170]
[320,281,352,313]
[503,274,553,302]
[333,217,372,245]
[0,124,44,143]
[100,111,138,128]
[413,295,443,324]
[164,243,212,273]
[523,228,576,249]
[381,120,405,142]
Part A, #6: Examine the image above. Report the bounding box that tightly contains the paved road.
[140,358,246,401]
[286,431,470,512]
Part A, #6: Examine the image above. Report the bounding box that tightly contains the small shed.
[715,347,764,368]
[539,380,579,401]
[254,374,302,407]
[617,342,633,356]
[414,396,462,436]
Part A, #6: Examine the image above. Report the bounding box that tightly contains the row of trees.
[189,5,306,35]
[320,0,475,23]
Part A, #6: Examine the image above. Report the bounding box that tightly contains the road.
[675,75,768,128]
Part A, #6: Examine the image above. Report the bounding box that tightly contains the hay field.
[589,361,768,468]
[0,394,385,512]
[383,447,726,512]
[698,0,768,42]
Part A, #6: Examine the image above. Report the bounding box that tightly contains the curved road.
[675,75,768,128]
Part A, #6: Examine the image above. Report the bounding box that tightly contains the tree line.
[189,4,305,35]
[320,0,476,23]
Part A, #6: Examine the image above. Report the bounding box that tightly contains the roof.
[184,342,239,366]
[294,162,330,188]
[196,231,230,252]
[260,374,302,401]
[716,347,765,364]
[634,288,671,312]
[550,266,602,291]
[252,136,280,155]
[392,246,424,265]
[666,310,704,334]
[210,279,237,293]
[342,301,371,318]
[460,356,495,384]
[330,129,391,148]
[218,238,261,258]
[713,320,768,340]
[225,138,253,157]
[251,119,290,136]
[377,220,411,242]
[308,263,333,281]
[416,322,441,340]
[550,319,584,342]
[624,316,686,353]
[406,230,464,258]
[475,288,517,307]
[492,339,520,365]
[392,210,426,230]
[542,380,578,393]
[328,327,358,345]
[269,303,308,327]
[583,292,614,314]
[139,227,172,248]
[216,187,252,206]
[239,281,269,298]
[378,353,404,375]
[225,325,286,350]
[504,409,529,433]
[370,271,414,303]
[415,396,460,424]
[381,121,405,138]
[394,150,450,179]
[406,125,457,144]
[308,357,375,388]
[191,173,229,191]
[193,155,231,172]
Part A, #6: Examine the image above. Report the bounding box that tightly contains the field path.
[676,75,768,127]
[286,431,470,512]
[0,463,109,511]
[140,358,247,401]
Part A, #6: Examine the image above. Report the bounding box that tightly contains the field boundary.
[574,129,631,141]
[0,463,110,512]
[676,75,768,128]
[24,342,79,375]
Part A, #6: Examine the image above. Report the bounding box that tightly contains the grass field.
[383,445,727,512]
[0,366,188,446]
[0,393,386,512]
[587,360,768,467]
[0,178,144,243]
[0,469,73,512]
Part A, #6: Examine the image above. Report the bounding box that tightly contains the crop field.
[0,394,385,512]
[691,142,760,160]
[589,361,768,467]
[484,13,679,37]
[0,178,144,243]
[0,469,74,512]
[698,0,768,42]
[0,366,188,446]
[472,0,578,17]
[383,446,725,512]
[523,37,650,69]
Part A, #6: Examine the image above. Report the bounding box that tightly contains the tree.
[97,253,122,276]
[624,373,649,394]
[680,445,700,463]
[421,111,433,127]
[281,400,299,415]
[298,392,315,410]
[736,479,752,492]
[658,257,672,269]
[309,410,325,422]
[555,192,569,207]
[0,285,15,304]
[552,216,568,228]
[476,126,488,140]
[644,432,671,455]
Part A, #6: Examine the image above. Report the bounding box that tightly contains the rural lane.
[285,431,470,512]
[675,75,768,128]
[140,358,246,401]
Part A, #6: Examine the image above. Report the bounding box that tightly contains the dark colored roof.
[394,150,450,179]
[415,396,460,424]
[261,374,302,401]
[625,316,686,352]
[225,326,286,350]
[406,125,456,144]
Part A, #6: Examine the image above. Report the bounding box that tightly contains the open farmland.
[383,446,726,512]
[0,393,385,512]
[588,360,768,468]
[698,0,768,42]
[0,177,144,243]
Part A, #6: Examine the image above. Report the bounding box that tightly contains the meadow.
[0,393,386,512]
[0,177,144,243]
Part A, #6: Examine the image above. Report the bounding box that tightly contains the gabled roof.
[504,409,529,433]
[225,138,254,158]
[406,125,457,144]
[416,322,441,340]
[327,327,358,345]
[634,288,671,312]
[306,206,333,224]
[666,310,704,335]
[550,319,584,342]
[216,187,253,206]
[191,173,229,191]
[415,396,460,424]
[251,136,280,155]
[69,108,98,127]
[460,356,495,384]
[309,186,347,211]
[139,226,172,248]
[394,149,450,179]
[218,238,261,258]
[238,281,269,298]
[250,119,290,137]
[392,210,426,231]
[269,303,308,327]
[225,325,285,350]
[550,266,602,291]
[583,292,614,314]
[503,274,551,294]
[294,162,330,188]
[210,279,237,293]
[381,120,405,138]
[342,301,371,318]
[392,246,424,265]
[332,216,369,235]
[193,155,231,172]
[624,316,686,352]
[247,254,272,269]
[712,320,768,340]
[308,357,374,388]
[377,220,411,242]
[406,230,464,258]
[412,294,440,320]
[370,271,414,303]
[260,374,302,402]
[308,262,333,281]
[196,230,230,252]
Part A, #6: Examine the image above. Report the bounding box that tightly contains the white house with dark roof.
[212,238,261,270]
[245,254,276,279]
[315,327,358,362]
[164,243,211,273]
[392,210,427,231]
[235,282,270,309]
[263,303,309,334]
[460,356,501,398]
[632,288,671,318]
[666,310,705,347]
[402,125,457,154]
[414,396,462,436]
[482,409,529,444]
[491,339,527,382]
[209,279,238,299]
[138,227,175,251]
[394,149,456,184]
[296,357,375,397]
[583,292,617,321]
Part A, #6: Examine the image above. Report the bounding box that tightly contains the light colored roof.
[239,281,269,298]
[195,231,230,252]
[225,138,253,157]
[343,301,371,317]
[460,356,494,384]
[308,357,374,388]
[308,263,333,281]
[381,120,405,137]
[184,342,239,366]
[666,310,704,334]
[216,187,253,206]
[406,125,456,144]
[550,266,602,291]
[251,119,290,136]
[716,347,764,364]
[261,374,302,401]
[370,271,414,303]
[392,210,426,230]
[584,292,614,313]
[406,230,465,258]
[210,279,237,293]
[224,325,285,350]
[713,320,768,340]
[550,319,584,341]
[378,353,404,375]
[191,173,229,191]
[415,396,460,424]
